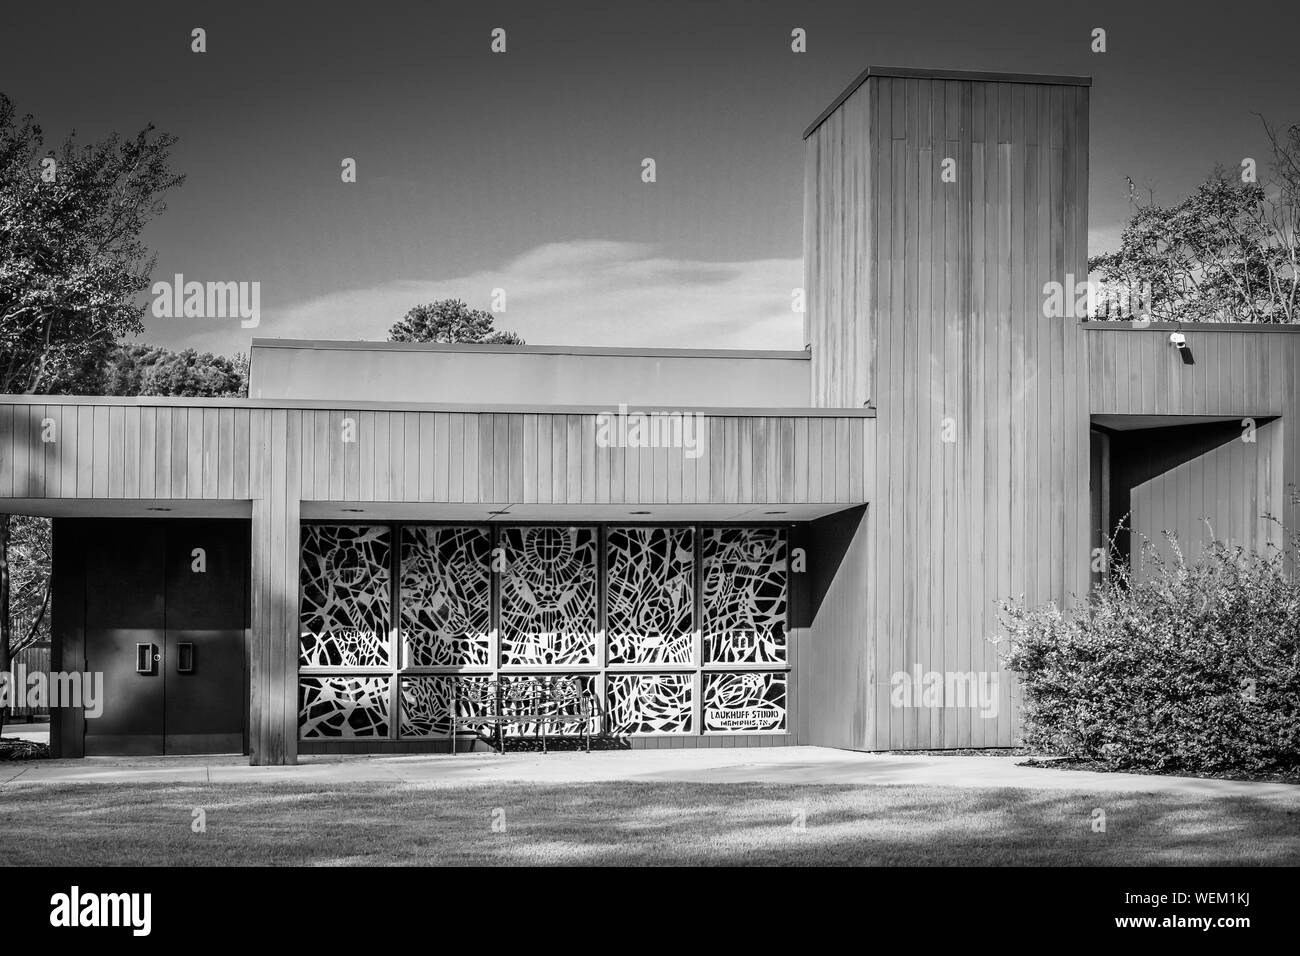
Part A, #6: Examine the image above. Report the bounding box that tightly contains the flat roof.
[0,394,872,417]
[803,64,1093,140]
[251,338,810,360]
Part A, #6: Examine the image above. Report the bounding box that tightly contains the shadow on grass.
[0,781,1295,866]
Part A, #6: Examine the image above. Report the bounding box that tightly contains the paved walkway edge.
[2,747,1296,800]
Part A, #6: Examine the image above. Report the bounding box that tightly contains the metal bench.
[450,677,604,753]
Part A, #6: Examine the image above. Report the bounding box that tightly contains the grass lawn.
[1,781,1296,865]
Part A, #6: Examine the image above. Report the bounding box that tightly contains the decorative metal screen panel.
[299,676,391,738]
[702,671,787,733]
[400,674,597,739]
[607,673,694,734]
[499,527,597,666]
[702,528,787,664]
[606,527,695,665]
[400,526,492,667]
[299,525,392,667]
[499,674,598,737]
[300,522,793,742]
[399,675,494,738]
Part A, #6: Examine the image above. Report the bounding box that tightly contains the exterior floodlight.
[1170,331,1187,349]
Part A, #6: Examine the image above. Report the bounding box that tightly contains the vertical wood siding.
[1130,419,1283,577]
[805,85,873,407]
[0,405,869,508]
[797,506,871,748]
[1088,328,1300,553]
[805,75,1092,750]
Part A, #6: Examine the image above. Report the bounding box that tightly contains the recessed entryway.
[62,519,249,756]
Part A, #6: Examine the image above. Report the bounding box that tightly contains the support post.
[249,409,301,766]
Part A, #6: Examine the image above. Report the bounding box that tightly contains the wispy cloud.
[155,241,805,354]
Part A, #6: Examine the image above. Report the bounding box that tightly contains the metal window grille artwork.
[607,673,694,734]
[496,674,598,737]
[299,525,392,667]
[606,526,694,665]
[702,671,788,733]
[702,528,788,665]
[299,675,391,738]
[400,526,492,667]
[398,674,493,738]
[400,674,599,739]
[499,527,598,666]
[298,524,789,740]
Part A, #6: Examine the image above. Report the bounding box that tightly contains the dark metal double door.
[83,520,248,756]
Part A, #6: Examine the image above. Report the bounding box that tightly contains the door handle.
[136,643,159,675]
[177,642,194,674]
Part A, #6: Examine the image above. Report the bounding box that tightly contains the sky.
[3,0,1297,356]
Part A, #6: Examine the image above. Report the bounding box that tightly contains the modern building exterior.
[1,66,1291,765]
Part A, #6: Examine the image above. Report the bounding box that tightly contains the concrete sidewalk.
[2,746,1296,800]
[2,722,49,744]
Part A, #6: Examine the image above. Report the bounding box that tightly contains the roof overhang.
[804,64,1093,140]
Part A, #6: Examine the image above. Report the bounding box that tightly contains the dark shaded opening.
[1089,417,1277,573]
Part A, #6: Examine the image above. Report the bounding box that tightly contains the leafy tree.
[0,93,182,736]
[388,299,524,344]
[1090,118,1299,323]
[0,514,50,739]
[0,93,185,394]
[2,515,50,659]
[101,344,248,398]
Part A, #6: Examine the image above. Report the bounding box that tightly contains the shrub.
[1000,535,1300,774]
